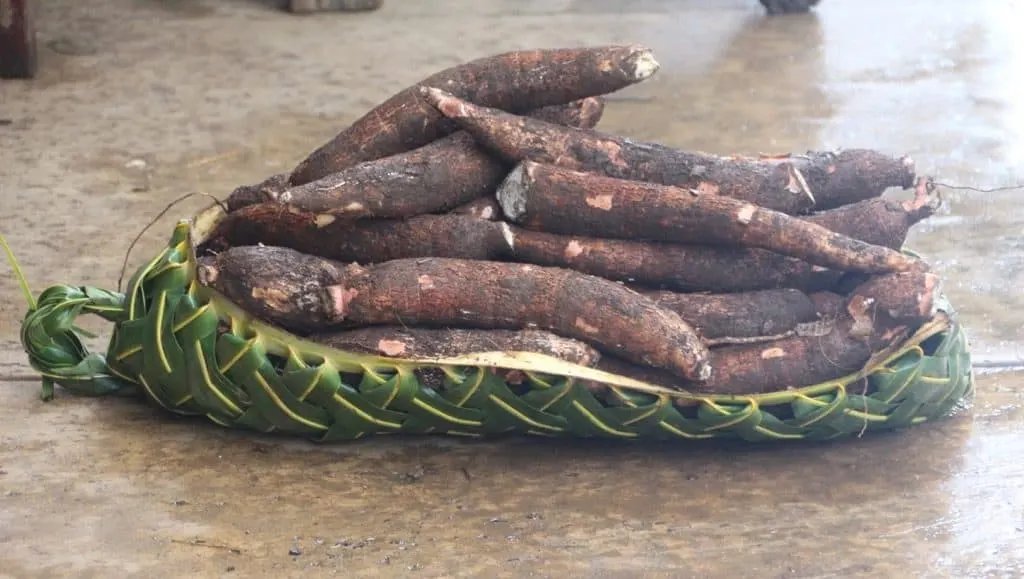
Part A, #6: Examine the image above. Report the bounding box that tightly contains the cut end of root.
[626,47,660,81]
[787,165,816,206]
[903,176,943,219]
[419,86,465,118]
[694,361,713,383]
[499,221,516,252]
[900,155,917,188]
[580,96,606,127]
[196,264,218,286]
[496,163,532,222]
[323,284,357,322]
[922,272,942,318]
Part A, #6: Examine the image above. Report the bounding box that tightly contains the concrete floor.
[2,0,1023,577]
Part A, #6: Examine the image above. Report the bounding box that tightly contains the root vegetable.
[505,226,843,292]
[498,161,924,274]
[287,45,655,185]
[451,196,502,220]
[698,314,911,395]
[310,326,601,366]
[803,177,940,248]
[206,206,512,263]
[423,88,918,215]
[274,132,506,219]
[781,150,917,211]
[640,289,817,340]
[587,311,907,395]
[846,271,941,335]
[226,173,289,212]
[195,245,349,335]
[809,291,846,318]
[197,246,711,381]
[264,98,605,219]
[526,96,606,130]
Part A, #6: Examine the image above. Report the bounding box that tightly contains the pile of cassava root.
[197,44,946,396]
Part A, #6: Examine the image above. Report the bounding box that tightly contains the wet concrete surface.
[1,0,1023,577]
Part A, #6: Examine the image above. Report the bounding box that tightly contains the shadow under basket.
[19,203,975,444]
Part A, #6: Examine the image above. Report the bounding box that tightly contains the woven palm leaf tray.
[17,201,974,444]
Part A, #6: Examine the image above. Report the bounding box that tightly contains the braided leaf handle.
[20,284,137,400]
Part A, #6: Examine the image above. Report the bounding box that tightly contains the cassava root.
[228,97,604,215]
[288,45,654,185]
[203,45,949,398]
[496,160,925,274]
[421,87,917,214]
[197,245,711,382]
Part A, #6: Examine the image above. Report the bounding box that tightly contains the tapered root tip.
[580,96,606,126]
[496,163,532,222]
[922,272,942,318]
[899,155,917,188]
[499,221,516,252]
[419,86,467,118]
[903,176,943,218]
[626,47,660,81]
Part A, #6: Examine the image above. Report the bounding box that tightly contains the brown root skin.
[205,205,512,264]
[809,291,846,319]
[275,132,507,219]
[506,226,843,293]
[780,150,918,211]
[195,246,348,334]
[846,271,940,338]
[321,256,710,381]
[803,177,941,249]
[498,160,925,275]
[450,196,502,220]
[697,314,910,395]
[640,289,818,340]
[226,173,289,212]
[422,88,836,214]
[287,46,655,185]
[268,98,606,219]
[525,96,606,130]
[309,326,601,366]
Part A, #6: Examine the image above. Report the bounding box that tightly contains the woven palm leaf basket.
[18,202,974,444]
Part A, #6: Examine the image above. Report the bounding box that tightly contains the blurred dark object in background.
[287,0,383,13]
[760,0,821,15]
[0,0,38,79]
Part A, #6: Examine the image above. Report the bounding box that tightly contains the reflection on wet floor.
[1,0,1023,577]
